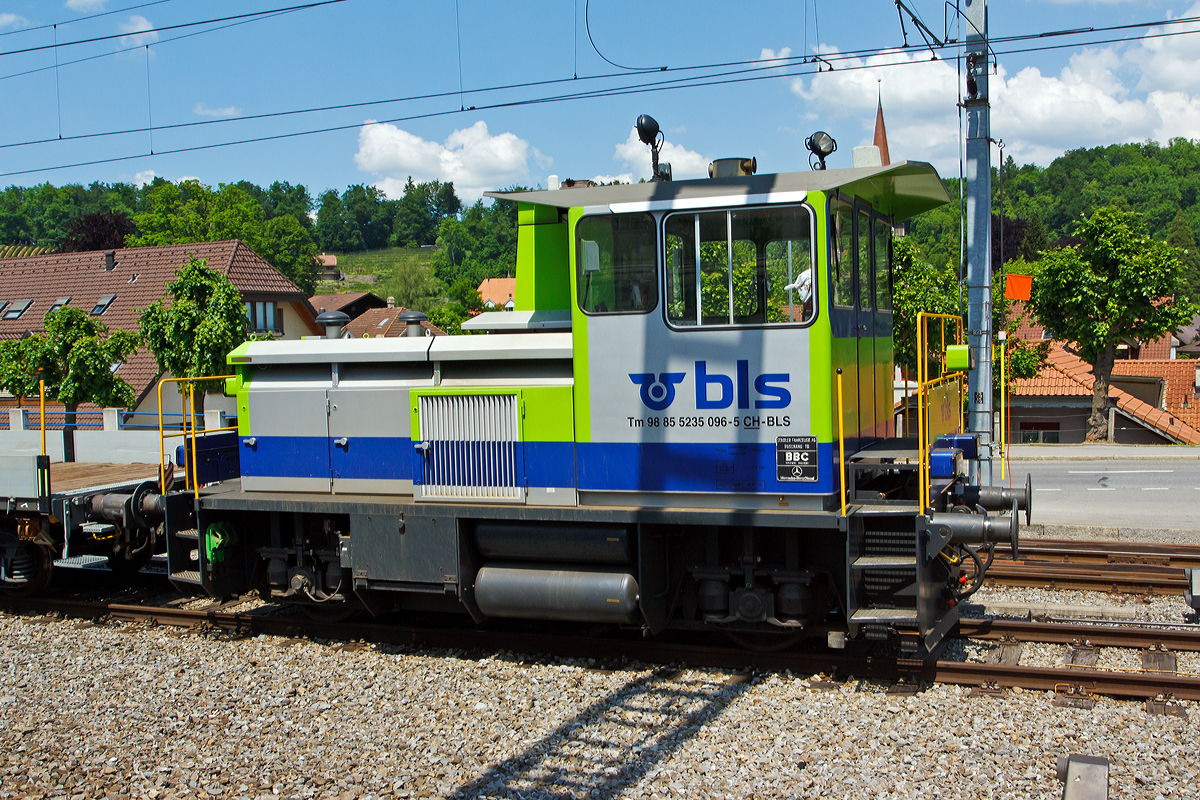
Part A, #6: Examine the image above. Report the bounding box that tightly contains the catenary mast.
[964,0,993,485]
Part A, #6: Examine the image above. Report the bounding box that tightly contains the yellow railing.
[836,368,847,517]
[915,312,967,512]
[158,375,236,499]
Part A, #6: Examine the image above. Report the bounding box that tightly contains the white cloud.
[354,120,541,203]
[119,15,158,47]
[193,103,240,118]
[591,173,634,185]
[758,46,793,74]
[0,13,29,29]
[66,0,105,11]
[612,127,708,181]
[132,170,156,187]
[787,21,1200,173]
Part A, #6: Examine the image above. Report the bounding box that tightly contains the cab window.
[831,201,854,308]
[576,212,657,314]
[857,209,873,310]
[874,217,892,311]
[665,204,815,327]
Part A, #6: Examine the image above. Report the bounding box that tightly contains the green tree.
[447,277,483,313]
[390,255,440,310]
[1020,214,1049,261]
[890,237,959,372]
[258,215,319,295]
[127,181,318,294]
[1167,210,1200,301]
[315,189,358,252]
[0,309,139,453]
[139,256,249,416]
[1030,206,1198,441]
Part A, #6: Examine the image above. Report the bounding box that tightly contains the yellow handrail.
[915,312,967,511]
[157,374,235,495]
[39,379,45,458]
[836,368,847,517]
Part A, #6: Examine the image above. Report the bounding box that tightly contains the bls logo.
[629,360,790,411]
[629,372,685,411]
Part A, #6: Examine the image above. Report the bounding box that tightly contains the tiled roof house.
[0,241,321,417]
[478,277,516,310]
[1008,344,1200,444]
[308,291,386,321]
[344,306,447,338]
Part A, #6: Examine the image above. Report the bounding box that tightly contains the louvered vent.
[417,394,522,499]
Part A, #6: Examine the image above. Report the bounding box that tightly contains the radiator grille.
[417,394,522,499]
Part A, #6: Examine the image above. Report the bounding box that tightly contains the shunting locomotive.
[1,119,1028,656]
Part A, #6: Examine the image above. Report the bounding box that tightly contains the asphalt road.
[1005,459,1200,530]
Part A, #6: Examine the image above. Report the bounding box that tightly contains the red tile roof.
[478,277,516,308]
[0,241,315,407]
[1011,344,1200,444]
[309,292,383,314]
[344,307,447,338]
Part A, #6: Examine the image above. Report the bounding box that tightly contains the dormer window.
[48,296,71,314]
[91,295,116,315]
[3,299,32,320]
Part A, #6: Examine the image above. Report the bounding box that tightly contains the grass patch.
[317,247,441,302]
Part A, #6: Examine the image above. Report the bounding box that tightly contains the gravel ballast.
[0,611,1196,799]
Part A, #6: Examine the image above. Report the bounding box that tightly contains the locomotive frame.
[2,159,1026,657]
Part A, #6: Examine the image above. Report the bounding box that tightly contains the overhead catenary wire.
[7,15,1198,156]
[0,8,305,85]
[584,0,665,72]
[0,0,177,38]
[0,0,346,58]
[5,14,1200,178]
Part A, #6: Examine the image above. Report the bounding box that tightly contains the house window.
[48,296,71,314]
[1020,421,1060,444]
[3,299,32,320]
[245,301,283,333]
[90,295,115,315]
[0,301,9,315]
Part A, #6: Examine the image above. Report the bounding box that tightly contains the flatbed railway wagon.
[1,153,1027,656]
[0,457,166,595]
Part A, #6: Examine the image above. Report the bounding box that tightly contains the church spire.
[873,83,891,166]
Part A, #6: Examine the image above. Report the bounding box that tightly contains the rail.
[157,375,236,498]
[8,595,1200,701]
[915,312,967,511]
[836,368,847,516]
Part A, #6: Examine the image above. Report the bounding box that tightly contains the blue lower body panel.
[577,441,835,494]
[240,436,330,480]
[332,437,412,481]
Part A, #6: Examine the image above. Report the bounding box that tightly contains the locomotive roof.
[485,160,949,221]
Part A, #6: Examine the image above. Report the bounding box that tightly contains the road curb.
[1023,523,1200,545]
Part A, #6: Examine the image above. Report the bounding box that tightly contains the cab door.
[855,207,876,442]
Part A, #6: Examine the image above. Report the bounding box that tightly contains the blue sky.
[1,1,1199,202]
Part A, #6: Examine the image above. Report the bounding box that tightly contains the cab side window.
[665,205,814,327]
[576,213,658,314]
[831,201,855,308]
[874,216,892,311]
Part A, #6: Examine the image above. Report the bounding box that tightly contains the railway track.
[5,594,1198,702]
[986,538,1200,594]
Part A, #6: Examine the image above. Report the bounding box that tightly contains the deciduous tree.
[0,308,139,459]
[1030,206,1197,441]
[139,256,249,416]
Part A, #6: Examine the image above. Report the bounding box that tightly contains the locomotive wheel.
[1,542,54,598]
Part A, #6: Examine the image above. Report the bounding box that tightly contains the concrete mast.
[964,0,992,485]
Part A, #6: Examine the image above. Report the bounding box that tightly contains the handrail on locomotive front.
[915,312,967,512]
[157,375,236,498]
